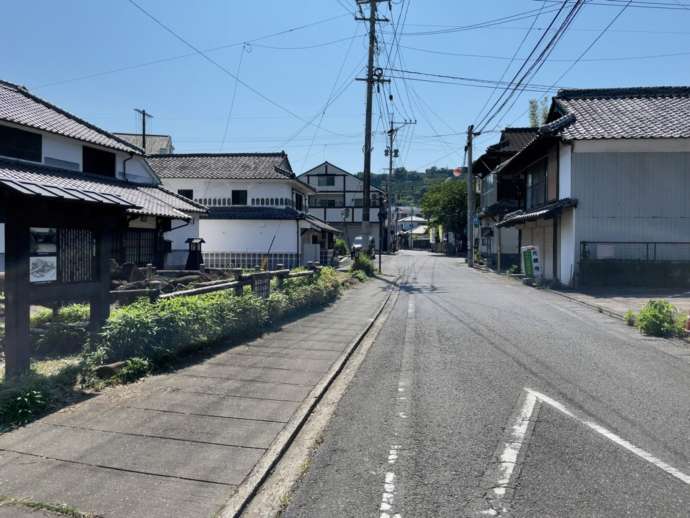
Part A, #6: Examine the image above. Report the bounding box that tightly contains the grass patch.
[0,496,98,518]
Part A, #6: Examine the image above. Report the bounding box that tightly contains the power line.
[399,44,690,63]
[125,0,351,138]
[33,12,351,90]
[476,0,585,133]
[218,43,249,152]
[495,0,633,131]
[473,1,546,125]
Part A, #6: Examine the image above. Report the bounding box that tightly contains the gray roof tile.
[113,133,174,155]
[553,86,690,140]
[0,158,194,219]
[147,153,294,180]
[0,80,142,154]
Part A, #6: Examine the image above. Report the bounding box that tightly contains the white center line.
[494,390,539,497]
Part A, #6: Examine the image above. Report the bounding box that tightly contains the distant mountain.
[357,167,452,206]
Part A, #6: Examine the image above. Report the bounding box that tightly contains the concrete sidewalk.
[552,287,690,317]
[0,277,393,518]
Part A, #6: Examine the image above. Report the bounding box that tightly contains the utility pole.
[356,0,389,239]
[466,125,476,267]
[134,108,153,154]
[386,116,415,252]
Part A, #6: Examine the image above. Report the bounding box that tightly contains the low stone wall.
[579,260,690,288]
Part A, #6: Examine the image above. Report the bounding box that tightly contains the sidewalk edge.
[217,276,399,518]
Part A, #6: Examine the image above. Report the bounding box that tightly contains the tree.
[528,97,549,127]
[420,178,467,235]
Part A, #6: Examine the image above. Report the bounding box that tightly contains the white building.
[0,79,203,270]
[148,153,338,269]
[300,161,385,247]
[397,215,427,232]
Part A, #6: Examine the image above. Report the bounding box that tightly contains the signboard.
[521,245,541,278]
[30,227,57,283]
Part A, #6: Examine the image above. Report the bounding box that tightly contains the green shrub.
[334,238,349,256]
[351,255,375,277]
[351,270,367,283]
[637,300,686,337]
[624,309,636,326]
[0,388,47,426]
[85,267,340,381]
[114,357,152,384]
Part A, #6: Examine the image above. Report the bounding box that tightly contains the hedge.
[87,267,341,367]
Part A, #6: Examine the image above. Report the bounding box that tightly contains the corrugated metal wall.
[572,152,690,247]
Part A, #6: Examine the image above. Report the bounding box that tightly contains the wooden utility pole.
[134,108,153,153]
[386,117,415,251]
[356,0,388,238]
[466,125,475,267]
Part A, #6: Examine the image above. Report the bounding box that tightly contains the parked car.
[351,235,375,259]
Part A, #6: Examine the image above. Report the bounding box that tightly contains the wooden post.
[148,281,161,303]
[497,224,502,273]
[229,268,243,296]
[90,227,113,335]
[4,215,31,379]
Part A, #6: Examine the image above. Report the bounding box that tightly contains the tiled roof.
[113,133,174,155]
[147,153,294,180]
[0,158,193,220]
[0,80,142,154]
[303,215,340,234]
[137,186,207,214]
[497,198,578,228]
[204,207,301,220]
[486,127,539,154]
[553,86,690,140]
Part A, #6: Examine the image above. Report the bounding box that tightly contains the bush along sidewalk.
[83,267,342,384]
[0,267,348,430]
[625,299,688,338]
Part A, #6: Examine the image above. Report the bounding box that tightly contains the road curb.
[217,275,399,518]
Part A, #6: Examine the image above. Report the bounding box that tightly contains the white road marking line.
[527,389,690,486]
[493,391,539,497]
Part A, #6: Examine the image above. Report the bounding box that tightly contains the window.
[261,198,265,205]
[83,146,115,177]
[0,125,42,162]
[353,198,363,207]
[526,160,547,209]
[232,190,248,205]
[295,193,304,211]
[317,176,335,187]
[178,189,193,200]
[251,198,256,205]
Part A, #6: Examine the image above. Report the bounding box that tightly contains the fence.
[579,241,690,287]
[202,252,299,270]
[110,263,322,305]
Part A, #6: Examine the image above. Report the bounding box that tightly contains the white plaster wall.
[128,216,158,229]
[166,216,200,251]
[200,219,298,253]
[558,142,572,198]
[160,178,293,205]
[1,122,158,185]
[573,138,690,154]
[559,209,576,286]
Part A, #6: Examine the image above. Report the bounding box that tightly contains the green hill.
[357,167,452,206]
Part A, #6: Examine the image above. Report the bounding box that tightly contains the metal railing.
[581,241,690,262]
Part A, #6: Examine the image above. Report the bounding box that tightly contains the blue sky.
[2,1,689,175]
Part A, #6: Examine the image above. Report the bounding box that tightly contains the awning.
[302,215,341,234]
[497,198,577,228]
[0,179,135,208]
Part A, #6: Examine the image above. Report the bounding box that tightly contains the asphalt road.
[283,250,690,518]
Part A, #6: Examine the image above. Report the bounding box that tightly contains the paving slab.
[43,406,284,449]
[132,389,299,422]
[151,373,313,402]
[180,362,324,386]
[0,451,232,518]
[204,353,334,373]
[0,424,263,485]
[228,346,341,361]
